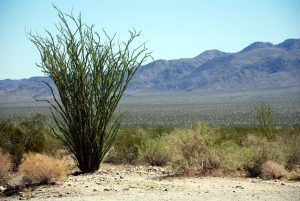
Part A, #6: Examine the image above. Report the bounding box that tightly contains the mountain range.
[0,38,300,100]
[129,38,300,93]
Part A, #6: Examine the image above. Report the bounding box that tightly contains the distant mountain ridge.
[129,38,300,92]
[0,38,300,100]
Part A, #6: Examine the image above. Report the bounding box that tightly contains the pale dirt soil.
[2,163,300,201]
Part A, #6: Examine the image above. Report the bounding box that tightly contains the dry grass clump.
[0,149,13,185]
[260,160,287,180]
[19,153,70,185]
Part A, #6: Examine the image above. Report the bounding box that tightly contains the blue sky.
[0,0,299,79]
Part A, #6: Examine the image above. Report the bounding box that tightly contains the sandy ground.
[2,164,300,201]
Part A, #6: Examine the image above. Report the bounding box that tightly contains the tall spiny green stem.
[28,6,151,173]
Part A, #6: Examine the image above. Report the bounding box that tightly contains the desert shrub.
[255,102,274,140]
[284,129,300,169]
[214,127,250,146]
[105,128,147,164]
[285,147,300,170]
[150,124,174,138]
[243,134,260,146]
[0,121,25,169]
[106,125,173,164]
[260,161,287,180]
[138,138,170,166]
[195,151,221,175]
[0,149,13,185]
[168,127,220,175]
[19,153,70,185]
[241,144,285,178]
[0,114,56,169]
[243,147,268,177]
[168,127,197,174]
[19,114,48,153]
[213,140,247,172]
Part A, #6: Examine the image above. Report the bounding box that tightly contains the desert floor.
[3,164,300,201]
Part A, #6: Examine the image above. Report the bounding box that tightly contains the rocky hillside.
[129,38,300,92]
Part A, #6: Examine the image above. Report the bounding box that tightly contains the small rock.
[93,189,97,192]
[103,188,110,191]
[123,188,129,191]
[281,183,285,185]
[164,189,168,191]
[120,176,124,179]
[58,194,63,197]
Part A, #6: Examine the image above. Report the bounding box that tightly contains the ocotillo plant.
[28,6,151,173]
[255,102,274,140]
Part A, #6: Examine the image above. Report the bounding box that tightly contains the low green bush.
[0,114,57,169]
[0,121,25,169]
[255,102,274,140]
[243,147,269,177]
[138,138,170,166]
[168,125,221,175]
[105,128,147,164]
[106,125,173,164]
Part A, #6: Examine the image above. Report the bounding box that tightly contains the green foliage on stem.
[28,6,151,173]
[255,102,274,139]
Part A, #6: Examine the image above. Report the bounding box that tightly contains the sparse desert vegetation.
[1,119,299,200]
[106,123,300,177]
[0,99,299,200]
[1,2,300,200]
